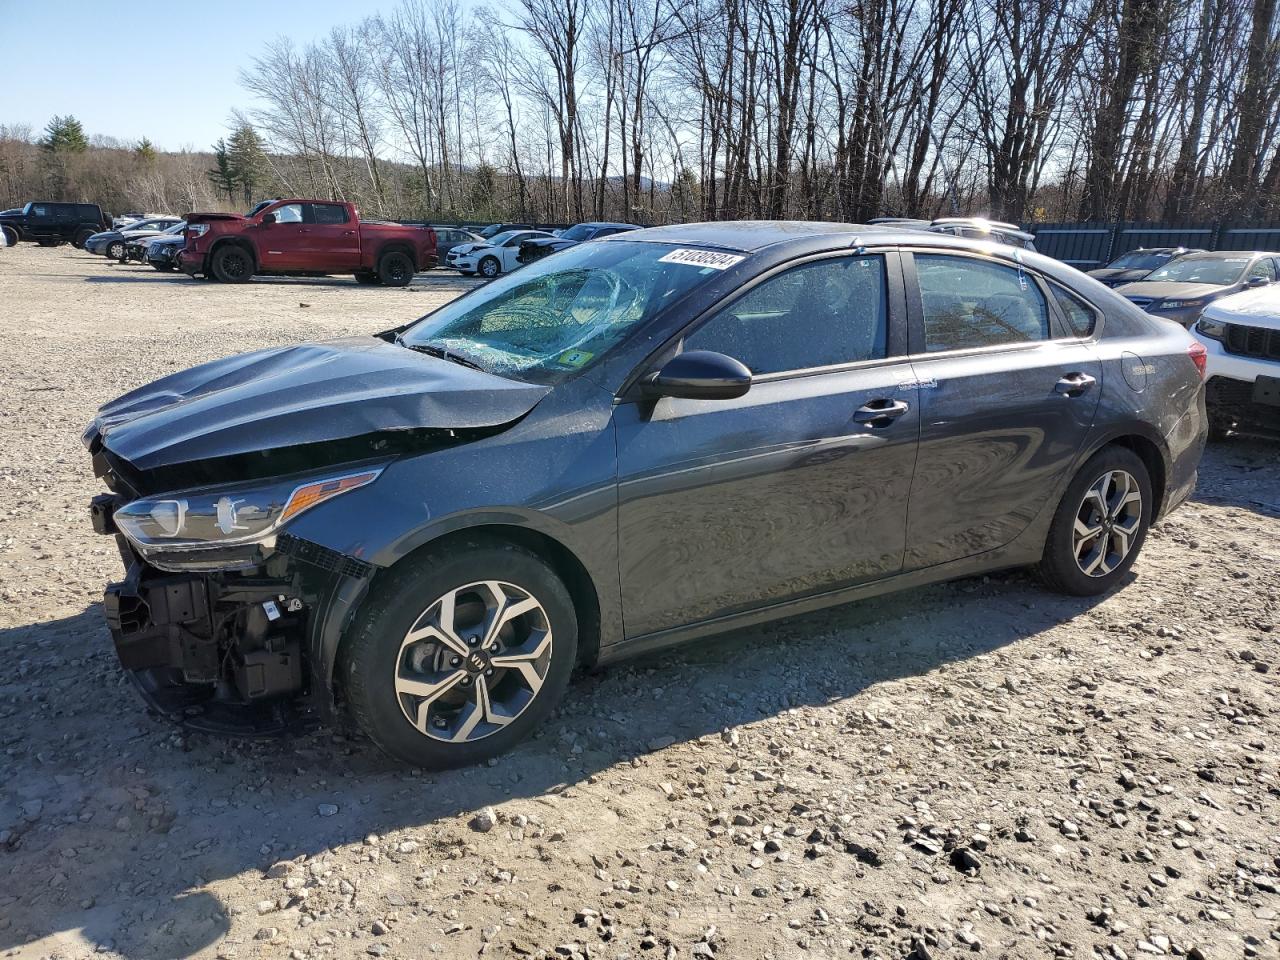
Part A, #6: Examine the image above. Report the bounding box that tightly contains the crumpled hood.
[1115,280,1229,300]
[89,336,550,471]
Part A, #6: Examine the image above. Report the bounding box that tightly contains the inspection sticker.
[657,248,746,270]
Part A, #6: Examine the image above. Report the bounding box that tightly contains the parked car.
[181,199,437,285]
[477,222,535,239]
[144,233,186,271]
[446,229,552,277]
[1089,247,1205,287]
[113,213,146,229]
[867,216,1037,251]
[86,217,183,259]
[517,222,640,265]
[0,201,109,248]
[1191,286,1280,440]
[84,221,1206,767]
[114,220,186,262]
[431,226,484,264]
[1115,251,1280,327]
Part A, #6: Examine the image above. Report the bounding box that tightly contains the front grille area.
[276,533,376,579]
[1223,322,1280,361]
[1205,376,1255,406]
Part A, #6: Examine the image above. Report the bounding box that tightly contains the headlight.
[114,468,382,553]
[1195,316,1227,341]
[187,224,209,238]
[1158,298,1205,310]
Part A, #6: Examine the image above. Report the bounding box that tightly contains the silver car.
[1115,251,1280,327]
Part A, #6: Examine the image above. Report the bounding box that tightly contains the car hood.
[1202,287,1280,331]
[1114,280,1230,300]
[89,336,550,471]
[451,242,489,256]
[1088,267,1149,284]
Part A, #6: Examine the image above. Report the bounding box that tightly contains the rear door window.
[683,254,889,375]
[309,203,349,225]
[914,254,1050,352]
[1049,284,1098,337]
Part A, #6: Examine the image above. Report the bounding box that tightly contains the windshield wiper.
[395,336,487,372]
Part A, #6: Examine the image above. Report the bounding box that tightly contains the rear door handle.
[854,398,910,427]
[1055,372,1097,397]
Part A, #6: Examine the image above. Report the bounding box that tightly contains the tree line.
[3,0,1278,226]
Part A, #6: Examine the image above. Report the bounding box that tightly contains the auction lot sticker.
[657,248,746,270]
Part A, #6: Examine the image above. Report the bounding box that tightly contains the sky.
[0,0,398,151]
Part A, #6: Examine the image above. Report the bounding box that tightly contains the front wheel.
[340,539,578,768]
[106,240,126,260]
[378,250,414,286]
[478,255,501,278]
[1038,446,1152,596]
[1,226,19,247]
[210,244,253,283]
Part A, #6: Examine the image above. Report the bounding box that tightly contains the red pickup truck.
[181,199,437,286]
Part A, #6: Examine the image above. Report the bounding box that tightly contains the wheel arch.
[323,520,604,692]
[209,236,258,270]
[376,240,417,271]
[1078,424,1171,520]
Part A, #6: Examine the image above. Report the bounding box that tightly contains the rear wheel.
[1038,446,1152,596]
[1,226,19,246]
[73,228,95,248]
[210,244,253,283]
[341,539,578,768]
[378,250,414,286]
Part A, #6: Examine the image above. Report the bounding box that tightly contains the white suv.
[1191,287,1280,440]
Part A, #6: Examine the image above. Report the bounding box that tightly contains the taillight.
[188,223,209,238]
[1187,341,1207,380]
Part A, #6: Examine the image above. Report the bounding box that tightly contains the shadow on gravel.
[0,571,1119,958]
[1191,437,1280,519]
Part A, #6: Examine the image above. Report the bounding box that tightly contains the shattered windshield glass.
[399,240,734,383]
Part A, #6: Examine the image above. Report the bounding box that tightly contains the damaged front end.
[86,442,386,735]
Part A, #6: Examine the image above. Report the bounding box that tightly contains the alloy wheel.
[394,580,552,743]
[1072,469,1143,577]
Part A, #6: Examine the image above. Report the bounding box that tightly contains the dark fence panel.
[1027,220,1280,268]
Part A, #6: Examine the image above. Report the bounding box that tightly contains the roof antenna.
[850,235,865,254]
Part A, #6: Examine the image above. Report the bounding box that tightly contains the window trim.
[901,248,1103,359]
[617,248,908,398]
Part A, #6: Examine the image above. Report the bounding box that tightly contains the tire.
[73,228,95,249]
[1,226,19,247]
[210,244,254,283]
[377,250,414,286]
[37,240,60,248]
[340,538,578,769]
[354,270,381,285]
[106,240,126,260]
[1038,446,1152,597]
[478,255,501,278]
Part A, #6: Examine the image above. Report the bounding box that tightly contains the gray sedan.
[1115,251,1280,327]
[84,222,1207,768]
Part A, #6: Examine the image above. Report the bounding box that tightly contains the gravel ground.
[1,243,1278,960]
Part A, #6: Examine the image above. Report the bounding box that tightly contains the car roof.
[1178,250,1280,259]
[616,220,917,252]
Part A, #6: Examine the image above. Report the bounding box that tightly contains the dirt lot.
[0,242,1278,960]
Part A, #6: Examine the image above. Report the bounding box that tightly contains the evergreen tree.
[208,139,236,202]
[227,124,266,206]
[134,137,157,164]
[41,115,88,153]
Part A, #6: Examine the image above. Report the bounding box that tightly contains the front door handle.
[1055,372,1097,397]
[854,398,910,427]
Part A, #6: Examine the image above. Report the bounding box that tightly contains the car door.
[613,250,920,638]
[255,202,307,270]
[500,232,536,271]
[301,202,360,269]
[900,250,1102,570]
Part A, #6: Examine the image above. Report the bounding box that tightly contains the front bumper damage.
[92,492,376,736]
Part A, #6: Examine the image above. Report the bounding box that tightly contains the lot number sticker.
[657,248,746,270]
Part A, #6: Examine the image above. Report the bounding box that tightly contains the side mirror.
[1247,275,1270,288]
[261,213,276,225]
[642,350,752,401]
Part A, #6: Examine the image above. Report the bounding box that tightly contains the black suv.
[0,201,110,248]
